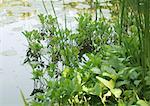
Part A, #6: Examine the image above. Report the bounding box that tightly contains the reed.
[63,0,67,29]
[118,0,150,71]
[143,0,150,71]
[42,0,48,15]
[50,0,62,36]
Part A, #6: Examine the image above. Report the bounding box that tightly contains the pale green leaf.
[102,91,111,103]
[91,67,101,74]
[111,88,122,98]
[76,72,81,84]
[96,76,115,89]
[82,86,88,92]
[137,100,149,106]
[118,99,126,106]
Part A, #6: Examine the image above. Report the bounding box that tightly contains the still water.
[0,0,110,105]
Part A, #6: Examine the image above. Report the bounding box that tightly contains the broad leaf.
[136,100,149,106]
[96,76,115,89]
[111,88,122,98]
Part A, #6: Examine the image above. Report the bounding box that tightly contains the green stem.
[63,0,67,29]
[144,0,150,71]
[50,0,62,36]
[42,0,48,15]
[119,0,125,45]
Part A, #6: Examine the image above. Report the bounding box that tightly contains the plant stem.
[119,0,125,45]
[42,0,48,15]
[50,0,62,36]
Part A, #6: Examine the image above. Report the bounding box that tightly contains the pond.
[0,0,110,105]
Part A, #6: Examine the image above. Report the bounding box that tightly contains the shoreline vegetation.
[23,0,150,105]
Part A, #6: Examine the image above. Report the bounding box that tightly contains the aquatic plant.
[22,0,150,105]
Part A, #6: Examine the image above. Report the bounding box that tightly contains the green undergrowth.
[22,0,150,106]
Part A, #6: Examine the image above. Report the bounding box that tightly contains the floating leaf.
[0,50,17,56]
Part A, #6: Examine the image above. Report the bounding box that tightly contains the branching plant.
[22,0,150,105]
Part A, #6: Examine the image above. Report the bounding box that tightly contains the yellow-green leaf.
[111,88,122,98]
[118,99,126,106]
[96,76,115,89]
[77,72,81,84]
[137,100,149,106]
[62,67,70,77]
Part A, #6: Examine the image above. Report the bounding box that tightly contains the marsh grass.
[115,0,150,99]
[118,0,150,74]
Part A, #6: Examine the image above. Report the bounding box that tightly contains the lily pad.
[0,50,17,56]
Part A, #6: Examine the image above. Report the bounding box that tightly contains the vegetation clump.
[23,0,150,105]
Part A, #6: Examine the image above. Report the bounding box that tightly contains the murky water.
[0,0,110,105]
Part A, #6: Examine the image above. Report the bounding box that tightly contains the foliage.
[22,0,150,106]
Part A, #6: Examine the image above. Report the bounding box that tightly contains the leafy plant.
[22,0,150,105]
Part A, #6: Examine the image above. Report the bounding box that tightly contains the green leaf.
[102,72,117,80]
[91,67,101,74]
[136,100,149,106]
[76,72,81,84]
[116,80,130,87]
[62,67,70,78]
[74,95,79,103]
[118,99,126,106]
[145,76,150,86]
[134,80,141,87]
[82,85,88,93]
[110,88,122,98]
[96,76,115,89]
[93,83,102,95]
[102,91,111,103]
[101,65,116,75]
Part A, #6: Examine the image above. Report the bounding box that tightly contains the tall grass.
[143,0,150,71]
[118,0,150,71]
[42,0,48,15]
[116,1,150,99]
[119,0,125,45]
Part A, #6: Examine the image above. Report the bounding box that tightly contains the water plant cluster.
[23,0,150,105]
